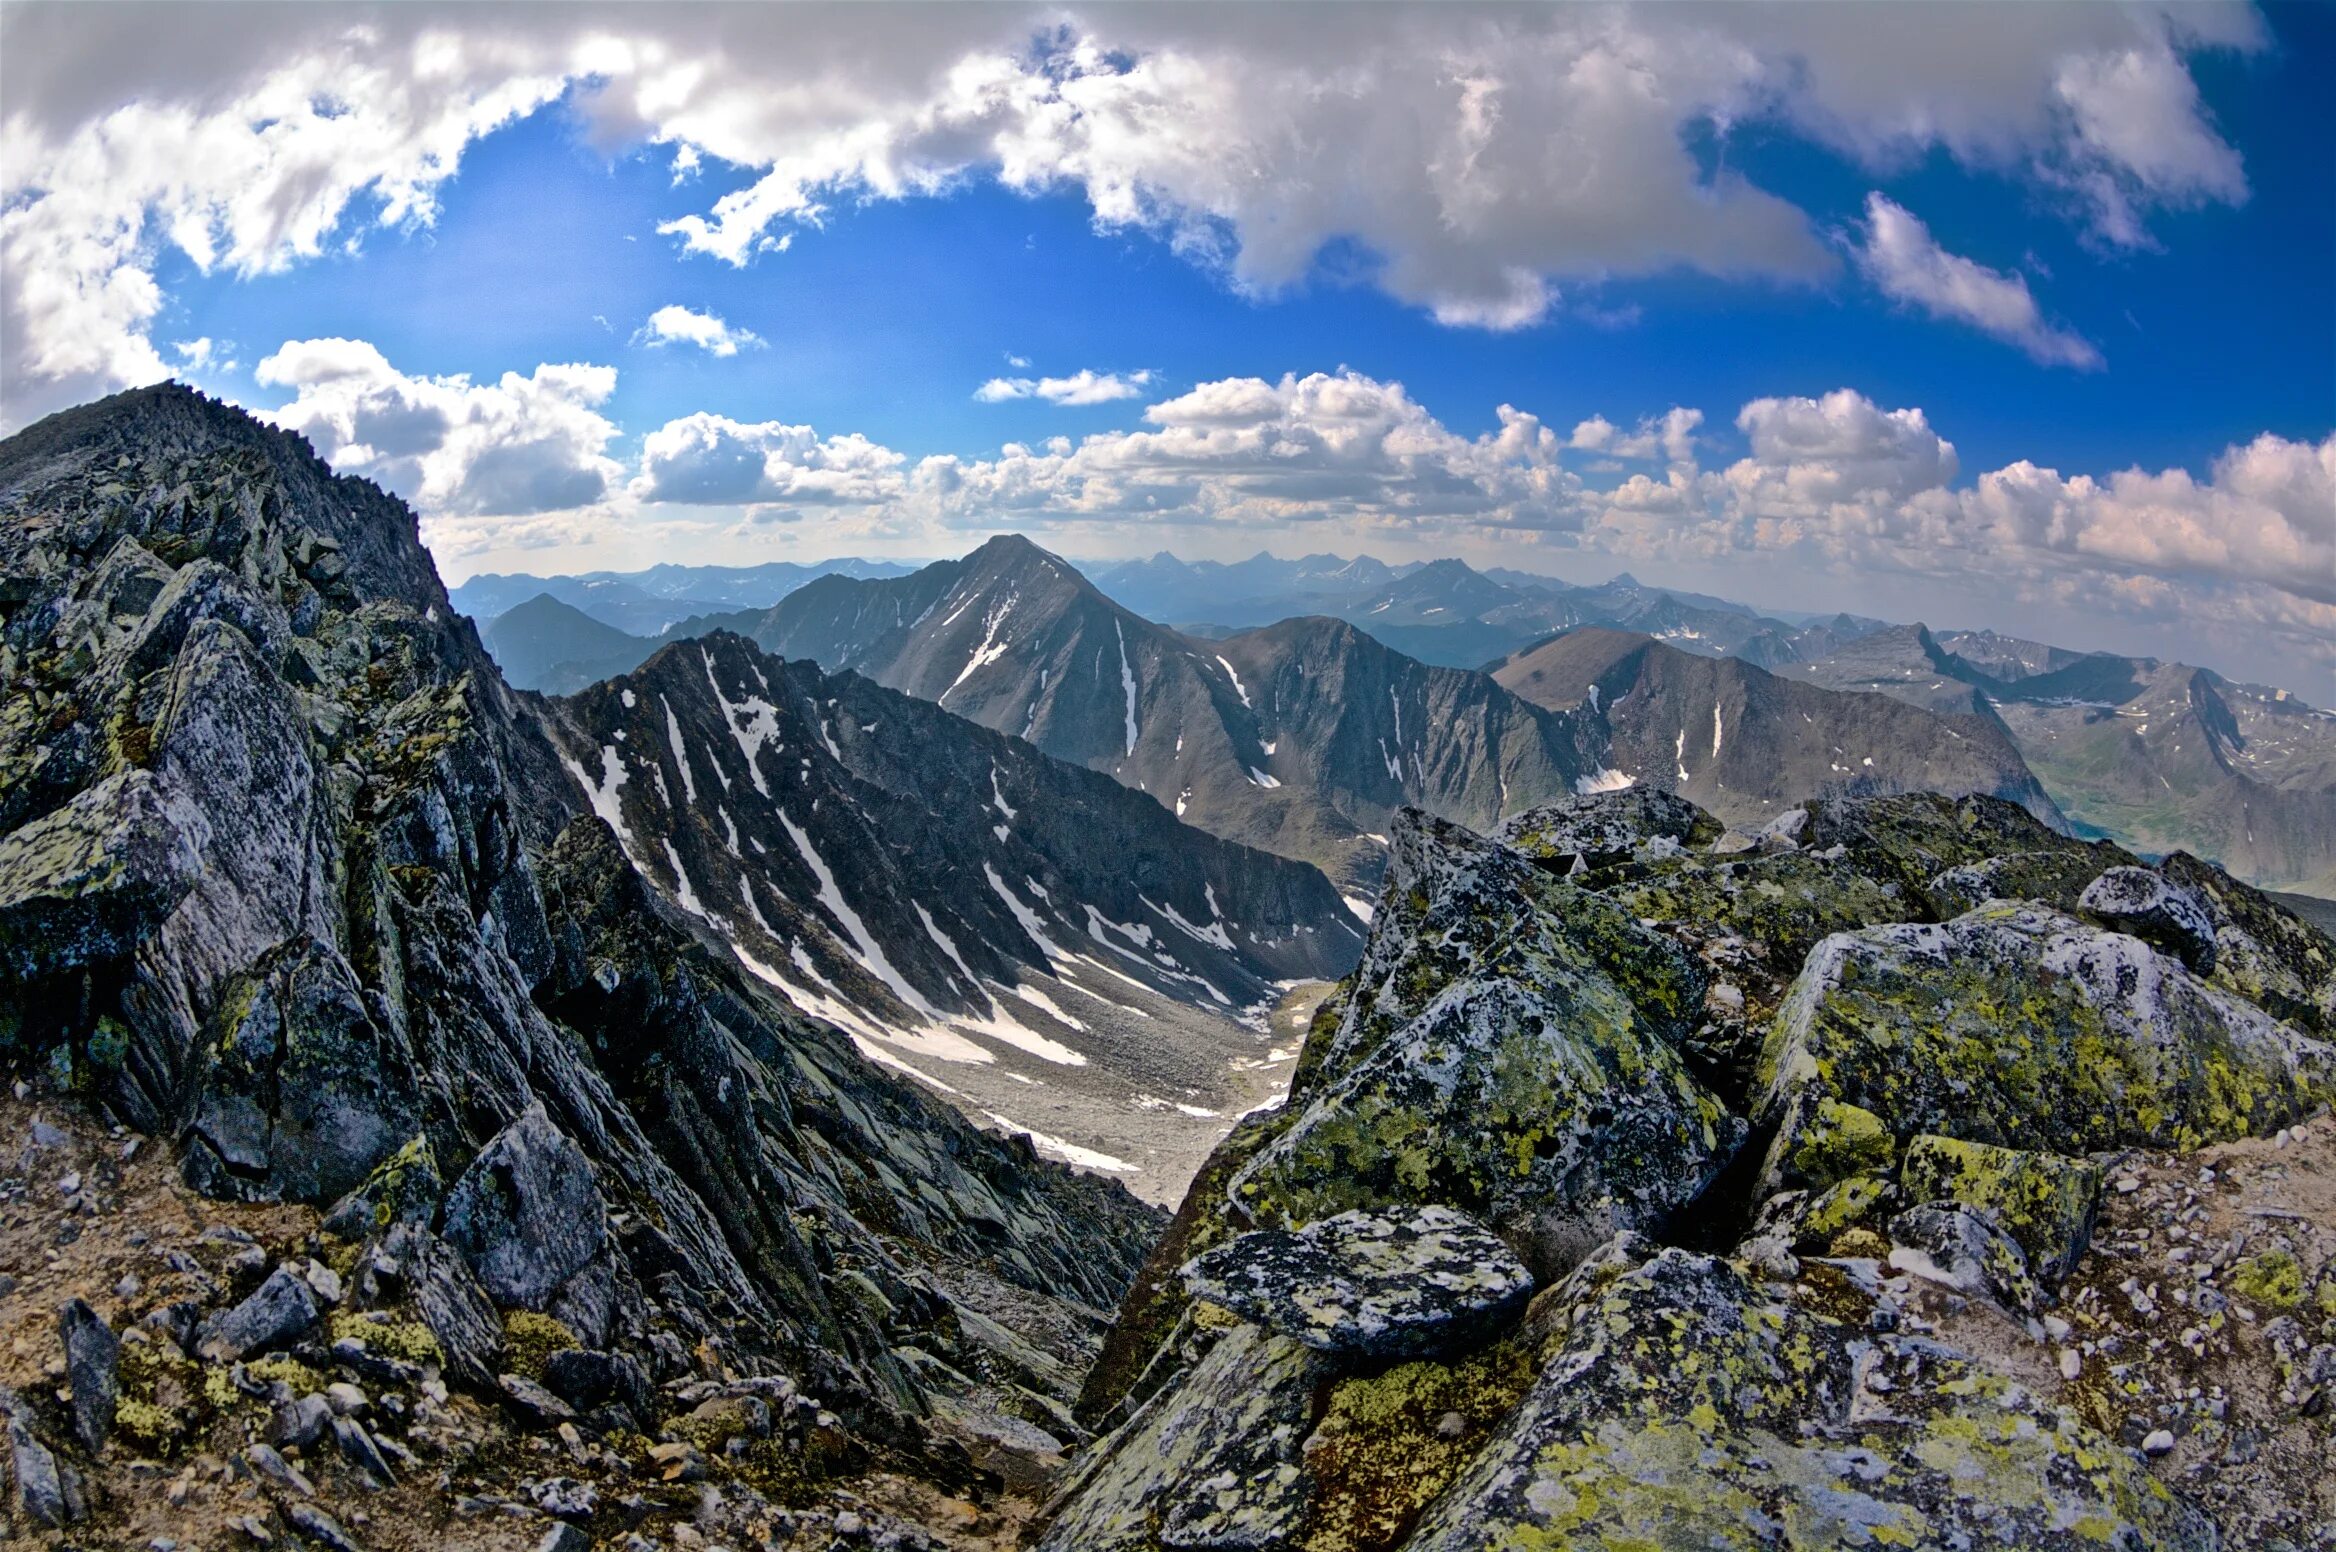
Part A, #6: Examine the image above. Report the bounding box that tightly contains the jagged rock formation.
[1052,787,2336,1550]
[530,627,1362,1196]
[0,385,1163,1543]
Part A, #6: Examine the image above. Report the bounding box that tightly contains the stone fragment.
[199,1268,318,1362]
[58,1298,120,1453]
[2082,866,2218,974]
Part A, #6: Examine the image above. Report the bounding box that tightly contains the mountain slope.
[727,537,1606,888]
[1784,626,2336,896]
[531,631,1363,1195]
[0,385,1162,1520]
[451,556,918,634]
[480,591,658,692]
[1494,627,2060,829]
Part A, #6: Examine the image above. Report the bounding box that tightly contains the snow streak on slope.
[1116,621,1140,756]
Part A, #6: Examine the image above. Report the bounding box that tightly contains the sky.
[1,2,2330,694]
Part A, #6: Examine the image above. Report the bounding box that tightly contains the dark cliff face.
[0,385,1162,1463]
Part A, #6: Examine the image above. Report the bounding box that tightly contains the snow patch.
[1116,622,1141,755]
[1574,767,1636,795]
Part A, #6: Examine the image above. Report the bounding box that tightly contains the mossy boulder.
[1400,1246,2217,1552]
[1759,903,2333,1190]
[1232,812,1739,1280]
[1180,1206,1533,1361]
[1491,789,1722,870]
[1033,1322,1332,1552]
[1898,1133,2103,1286]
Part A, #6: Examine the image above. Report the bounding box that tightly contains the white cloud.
[632,412,908,509]
[973,369,1154,406]
[0,5,2267,424]
[256,337,623,516]
[634,303,761,356]
[1854,194,2101,368]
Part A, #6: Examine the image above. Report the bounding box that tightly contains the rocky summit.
[0,385,2331,1552]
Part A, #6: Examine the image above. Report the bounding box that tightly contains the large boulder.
[440,1102,608,1311]
[1033,1323,1330,1552]
[1758,902,2332,1191]
[2082,865,2218,974]
[1231,814,1738,1280]
[1491,789,1721,870]
[1897,1133,2103,1287]
[0,769,204,980]
[1180,1206,1532,1360]
[1402,1246,2217,1552]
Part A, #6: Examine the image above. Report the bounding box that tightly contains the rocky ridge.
[0,386,1164,1546]
[1051,787,2336,1551]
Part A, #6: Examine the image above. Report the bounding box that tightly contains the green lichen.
[331,1310,443,1366]
[245,1354,325,1395]
[1787,1098,1895,1190]
[2228,1250,2303,1313]
[113,1397,184,1454]
[502,1310,578,1380]
[1302,1336,1542,1552]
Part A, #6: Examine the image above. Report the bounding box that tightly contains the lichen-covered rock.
[1180,1206,1532,1359]
[2083,865,2219,974]
[0,768,204,980]
[2159,851,2336,1036]
[1897,1133,2103,1286]
[357,1223,503,1389]
[1759,902,2333,1190]
[1033,1323,1330,1552]
[1230,813,1738,1279]
[440,1101,606,1312]
[1402,1247,2217,1552]
[1926,845,2118,918]
[1887,1202,2045,1313]
[1491,788,1721,870]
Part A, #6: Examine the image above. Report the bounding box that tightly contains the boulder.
[0,769,204,980]
[1180,1206,1532,1360]
[199,1267,318,1361]
[1232,813,1738,1279]
[1897,1133,2103,1286]
[1401,1247,2216,1552]
[1759,903,2332,1190]
[57,1299,119,1453]
[361,1224,503,1389]
[1886,1204,2044,1313]
[1491,789,1721,870]
[2081,865,2218,974]
[441,1102,607,1310]
[1034,1323,1330,1552]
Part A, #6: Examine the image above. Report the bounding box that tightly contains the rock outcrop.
[0,386,1162,1544]
[1055,787,2336,1550]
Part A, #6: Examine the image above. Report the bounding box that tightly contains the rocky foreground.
[0,384,2330,1552]
[1047,790,2336,1551]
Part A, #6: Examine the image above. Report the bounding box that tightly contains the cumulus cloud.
[634,303,761,356]
[1854,194,2101,368]
[973,369,1154,406]
[0,4,2268,424]
[633,412,908,509]
[256,337,623,516]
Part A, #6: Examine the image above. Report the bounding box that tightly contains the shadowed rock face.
[0,386,1161,1475]
[1054,784,2336,1550]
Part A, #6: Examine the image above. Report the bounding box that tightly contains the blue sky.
[2,2,2330,689]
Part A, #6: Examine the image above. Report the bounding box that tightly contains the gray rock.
[58,1298,119,1453]
[541,1347,655,1419]
[2082,865,2219,974]
[364,1224,502,1389]
[199,1267,318,1362]
[0,768,204,980]
[330,1415,396,1488]
[284,1503,366,1552]
[534,1525,592,1552]
[1886,1204,2044,1314]
[1401,1246,2218,1552]
[497,1373,577,1426]
[265,1394,333,1451]
[1181,1205,1532,1359]
[241,1442,314,1497]
[1035,1324,1329,1552]
[6,1410,86,1526]
[1759,903,2332,1191]
[441,1101,607,1309]
[1492,788,1722,870]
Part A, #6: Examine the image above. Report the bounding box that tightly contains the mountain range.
[470,543,2336,901]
